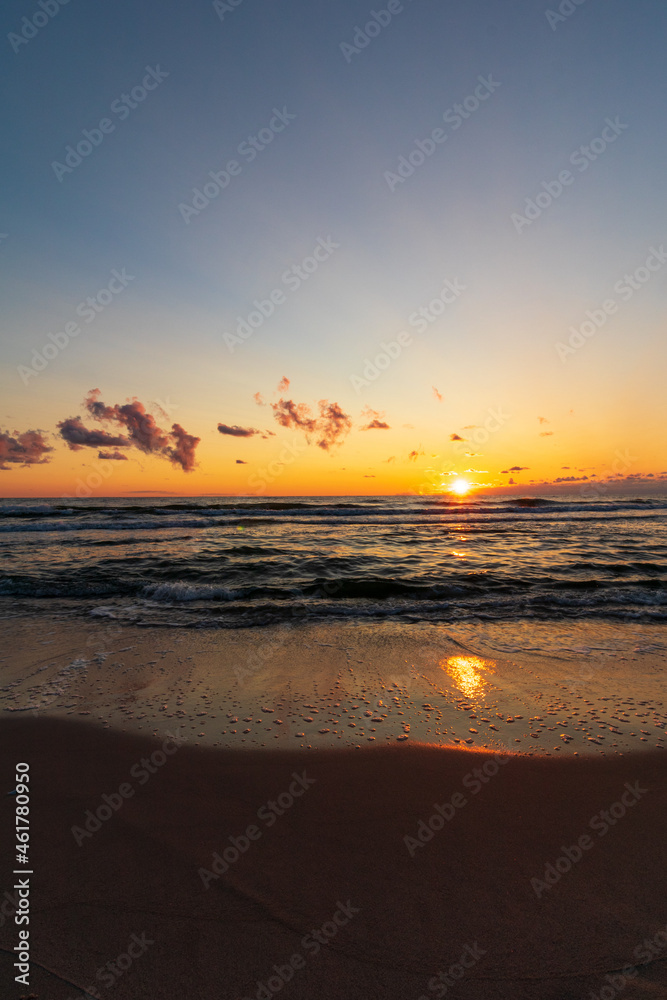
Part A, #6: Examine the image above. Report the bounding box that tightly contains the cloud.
[432,386,443,403]
[360,407,390,431]
[236,459,247,465]
[450,433,465,442]
[462,425,479,430]
[364,474,375,478]
[277,376,290,393]
[271,398,318,433]
[253,392,265,406]
[501,466,529,473]
[75,389,200,472]
[408,449,425,462]
[539,432,553,437]
[384,456,396,464]
[0,429,53,470]
[58,416,130,451]
[561,466,570,470]
[316,401,353,450]
[538,416,549,424]
[464,452,480,457]
[166,424,200,472]
[98,450,128,461]
[554,475,589,482]
[508,477,515,485]
[217,423,260,438]
[270,393,352,451]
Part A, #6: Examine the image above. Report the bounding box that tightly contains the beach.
[1,495,666,997]
[1,615,667,999]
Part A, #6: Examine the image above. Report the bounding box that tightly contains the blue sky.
[1,0,666,495]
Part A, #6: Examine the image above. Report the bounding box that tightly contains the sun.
[449,478,472,495]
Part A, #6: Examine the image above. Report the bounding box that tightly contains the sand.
[3,617,666,756]
[1,619,666,999]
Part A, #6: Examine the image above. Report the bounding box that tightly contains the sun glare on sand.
[449,478,472,495]
[443,655,496,698]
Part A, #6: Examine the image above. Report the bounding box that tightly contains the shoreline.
[2,615,666,756]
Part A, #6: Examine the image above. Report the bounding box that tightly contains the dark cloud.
[98,450,128,461]
[501,466,529,473]
[236,459,247,465]
[166,424,200,472]
[217,424,260,437]
[74,389,200,472]
[87,393,170,454]
[0,430,53,470]
[408,449,425,462]
[360,407,390,431]
[316,401,352,450]
[554,475,589,482]
[450,433,465,442]
[58,416,129,451]
[271,398,318,433]
[269,394,352,451]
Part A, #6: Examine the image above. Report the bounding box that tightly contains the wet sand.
[3,617,667,756]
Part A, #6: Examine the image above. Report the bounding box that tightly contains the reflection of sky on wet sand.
[442,655,496,699]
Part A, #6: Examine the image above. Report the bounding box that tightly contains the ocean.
[1,494,665,642]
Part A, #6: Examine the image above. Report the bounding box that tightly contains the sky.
[1,0,666,497]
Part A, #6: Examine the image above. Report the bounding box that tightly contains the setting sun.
[449,478,472,495]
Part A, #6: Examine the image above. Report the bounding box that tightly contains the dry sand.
[1,618,666,999]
